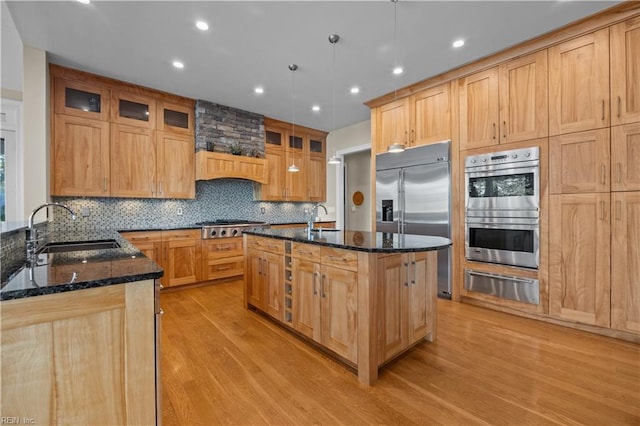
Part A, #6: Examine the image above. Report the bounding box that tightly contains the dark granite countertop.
[1,229,163,301]
[243,228,451,253]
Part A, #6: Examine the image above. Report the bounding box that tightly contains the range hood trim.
[195,151,269,184]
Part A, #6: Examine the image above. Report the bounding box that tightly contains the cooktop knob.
[525,152,531,157]
[221,229,227,236]
[210,230,217,237]
[232,229,239,236]
[512,154,518,159]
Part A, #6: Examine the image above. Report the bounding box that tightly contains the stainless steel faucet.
[307,203,328,233]
[26,202,77,256]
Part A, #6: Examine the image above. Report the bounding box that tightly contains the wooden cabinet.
[610,16,640,126]
[195,151,267,184]
[202,237,244,281]
[549,28,610,136]
[611,192,640,334]
[1,281,156,425]
[110,124,157,198]
[549,194,611,327]
[245,237,284,320]
[375,83,451,153]
[549,129,610,194]
[161,230,202,288]
[291,243,357,363]
[50,65,195,199]
[377,251,436,362]
[52,114,110,196]
[260,118,327,202]
[459,51,548,150]
[158,132,196,198]
[611,123,640,192]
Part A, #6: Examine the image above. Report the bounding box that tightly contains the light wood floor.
[160,280,640,425]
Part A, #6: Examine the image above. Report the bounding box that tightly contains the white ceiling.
[6,0,619,132]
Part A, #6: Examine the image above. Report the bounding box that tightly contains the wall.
[1,1,23,100]
[344,150,371,231]
[325,120,372,224]
[52,179,314,232]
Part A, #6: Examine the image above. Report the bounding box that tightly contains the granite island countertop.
[1,229,165,301]
[243,228,451,253]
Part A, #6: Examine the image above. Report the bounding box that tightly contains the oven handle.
[466,165,538,177]
[466,221,539,229]
[466,269,537,285]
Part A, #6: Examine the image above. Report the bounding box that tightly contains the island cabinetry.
[377,251,436,363]
[459,50,548,150]
[246,236,284,320]
[202,237,244,281]
[1,281,156,425]
[374,83,451,153]
[290,243,358,364]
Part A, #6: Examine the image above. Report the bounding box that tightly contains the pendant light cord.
[392,0,398,101]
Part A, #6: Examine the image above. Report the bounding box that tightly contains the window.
[0,99,23,223]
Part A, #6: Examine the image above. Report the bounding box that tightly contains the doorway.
[334,144,371,231]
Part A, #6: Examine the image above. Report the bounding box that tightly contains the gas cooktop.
[196,220,269,239]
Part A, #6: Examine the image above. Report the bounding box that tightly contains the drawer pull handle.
[321,274,327,298]
[601,100,605,121]
[617,96,621,118]
[313,272,319,295]
[411,260,416,285]
[492,123,496,140]
[216,265,231,271]
[404,262,409,287]
[502,121,507,139]
[326,255,348,262]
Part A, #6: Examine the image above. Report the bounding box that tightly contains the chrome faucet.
[307,203,328,234]
[26,203,77,257]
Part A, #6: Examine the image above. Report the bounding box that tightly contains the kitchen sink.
[37,240,121,254]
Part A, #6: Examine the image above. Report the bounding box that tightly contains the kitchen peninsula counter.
[243,229,451,385]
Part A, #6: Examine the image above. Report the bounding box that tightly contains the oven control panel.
[465,147,539,168]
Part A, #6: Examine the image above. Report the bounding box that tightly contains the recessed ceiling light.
[77,0,90,4]
[452,39,465,48]
[350,87,360,94]
[393,67,403,75]
[254,87,264,94]
[312,105,320,112]
[172,61,184,69]
[195,21,209,31]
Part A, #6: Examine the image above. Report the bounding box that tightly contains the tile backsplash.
[52,179,318,233]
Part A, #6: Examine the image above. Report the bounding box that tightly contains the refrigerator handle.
[398,169,404,234]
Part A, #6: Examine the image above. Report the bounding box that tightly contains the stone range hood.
[195,99,265,157]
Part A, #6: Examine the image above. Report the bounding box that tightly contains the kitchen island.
[243,228,451,385]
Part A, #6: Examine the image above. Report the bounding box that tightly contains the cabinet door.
[247,248,265,309]
[499,50,548,144]
[52,114,110,196]
[611,16,640,126]
[157,131,195,199]
[111,91,156,129]
[549,28,610,135]
[377,254,406,362]
[611,123,640,192]
[411,83,451,147]
[163,236,202,287]
[320,265,358,363]
[307,155,326,202]
[407,251,434,345]
[261,150,286,201]
[156,101,194,135]
[54,78,110,121]
[110,124,156,198]
[459,67,499,150]
[549,129,610,194]
[292,258,321,341]
[285,152,307,201]
[549,194,610,327]
[263,251,284,321]
[611,192,640,334]
[377,98,409,153]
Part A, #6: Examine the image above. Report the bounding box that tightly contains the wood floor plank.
[160,280,640,425]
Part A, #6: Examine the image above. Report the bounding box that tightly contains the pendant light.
[327,33,341,165]
[387,0,405,154]
[287,64,300,173]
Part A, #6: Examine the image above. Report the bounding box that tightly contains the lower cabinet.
[202,237,244,281]
[377,252,436,363]
[292,253,358,364]
[246,238,284,320]
[0,281,156,425]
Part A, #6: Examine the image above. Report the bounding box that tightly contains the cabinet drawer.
[203,237,243,259]
[291,242,321,259]
[162,230,200,241]
[121,231,163,244]
[204,256,244,280]
[246,237,284,254]
[321,247,358,271]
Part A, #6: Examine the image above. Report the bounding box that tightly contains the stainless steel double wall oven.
[464,146,541,304]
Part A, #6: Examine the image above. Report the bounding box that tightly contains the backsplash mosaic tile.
[52,179,316,233]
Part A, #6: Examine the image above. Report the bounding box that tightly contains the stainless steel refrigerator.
[375,141,451,298]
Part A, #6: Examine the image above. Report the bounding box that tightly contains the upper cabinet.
[50,65,196,199]
[375,82,451,153]
[549,28,610,136]
[611,16,640,126]
[459,51,548,150]
[259,118,327,202]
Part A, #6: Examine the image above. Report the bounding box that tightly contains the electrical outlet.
[81,206,90,217]
[260,207,265,214]
[176,207,183,216]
